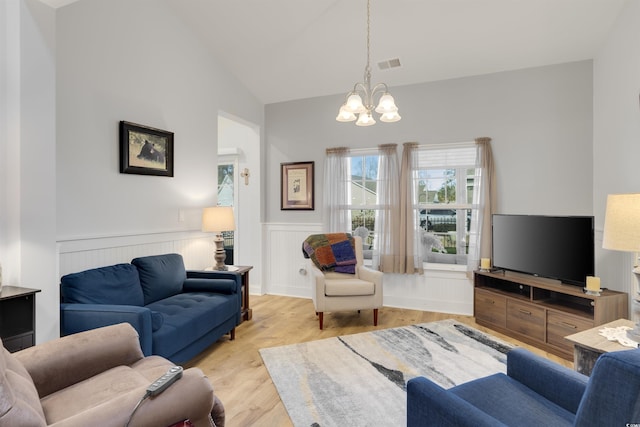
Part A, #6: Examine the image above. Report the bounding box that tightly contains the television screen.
[491,214,595,287]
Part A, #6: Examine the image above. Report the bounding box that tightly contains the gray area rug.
[260,319,514,427]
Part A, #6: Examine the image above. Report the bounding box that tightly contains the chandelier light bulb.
[356,110,376,126]
[374,93,398,113]
[345,93,366,113]
[379,110,401,123]
[336,104,357,122]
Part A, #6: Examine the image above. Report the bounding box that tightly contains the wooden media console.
[474,270,628,359]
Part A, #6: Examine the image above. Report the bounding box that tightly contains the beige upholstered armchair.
[309,236,384,329]
[0,323,224,427]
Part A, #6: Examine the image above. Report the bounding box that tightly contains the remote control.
[146,366,183,396]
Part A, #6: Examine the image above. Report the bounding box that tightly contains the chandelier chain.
[365,0,371,81]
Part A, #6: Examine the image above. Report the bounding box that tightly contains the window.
[413,144,477,265]
[325,145,399,271]
[346,153,380,258]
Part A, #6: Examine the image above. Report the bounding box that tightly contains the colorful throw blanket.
[302,233,357,274]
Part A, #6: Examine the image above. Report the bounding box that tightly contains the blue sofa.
[407,347,640,427]
[60,253,242,363]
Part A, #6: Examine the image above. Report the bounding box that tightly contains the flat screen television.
[491,214,595,287]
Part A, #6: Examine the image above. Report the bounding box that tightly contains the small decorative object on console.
[584,275,602,296]
[599,326,639,348]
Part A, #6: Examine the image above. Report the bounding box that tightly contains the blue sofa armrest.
[407,377,507,427]
[507,348,588,413]
[185,270,242,294]
[60,303,153,356]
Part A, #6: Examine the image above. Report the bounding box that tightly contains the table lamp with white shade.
[202,206,236,271]
[602,193,640,341]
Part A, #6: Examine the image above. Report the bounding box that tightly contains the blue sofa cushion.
[132,253,187,305]
[151,310,164,332]
[146,292,238,359]
[574,349,640,427]
[450,373,574,427]
[183,277,237,294]
[60,263,144,306]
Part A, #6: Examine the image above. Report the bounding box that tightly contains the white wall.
[56,0,264,240]
[593,0,640,311]
[264,61,594,313]
[1,0,58,344]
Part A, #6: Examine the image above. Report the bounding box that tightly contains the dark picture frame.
[281,161,314,210]
[120,121,174,177]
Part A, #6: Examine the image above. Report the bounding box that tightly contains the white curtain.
[324,147,350,232]
[373,144,400,272]
[467,137,495,273]
[399,142,424,274]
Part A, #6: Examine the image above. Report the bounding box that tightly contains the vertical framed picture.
[281,161,314,210]
[120,121,174,177]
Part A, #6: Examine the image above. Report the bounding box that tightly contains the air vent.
[378,58,401,70]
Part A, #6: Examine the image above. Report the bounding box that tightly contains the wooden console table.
[0,286,41,352]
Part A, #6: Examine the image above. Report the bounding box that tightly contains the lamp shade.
[602,193,640,252]
[202,206,235,232]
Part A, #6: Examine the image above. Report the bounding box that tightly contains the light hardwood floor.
[186,295,573,427]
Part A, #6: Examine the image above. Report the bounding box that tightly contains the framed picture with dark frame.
[120,121,174,177]
[281,161,314,210]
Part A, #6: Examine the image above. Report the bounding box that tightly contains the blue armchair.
[60,253,242,363]
[407,347,640,426]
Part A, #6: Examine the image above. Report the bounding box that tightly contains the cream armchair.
[309,236,384,329]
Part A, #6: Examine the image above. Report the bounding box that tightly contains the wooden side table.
[0,286,41,352]
[232,266,253,321]
[204,265,253,322]
[565,318,636,376]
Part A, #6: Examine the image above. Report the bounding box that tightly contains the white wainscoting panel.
[383,270,474,315]
[58,231,216,278]
[263,223,323,298]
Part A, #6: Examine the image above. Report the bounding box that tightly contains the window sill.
[423,262,467,272]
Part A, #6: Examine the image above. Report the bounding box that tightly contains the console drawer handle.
[518,308,532,315]
[559,321,577,329]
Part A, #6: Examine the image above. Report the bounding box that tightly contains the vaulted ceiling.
[41,0,628,105]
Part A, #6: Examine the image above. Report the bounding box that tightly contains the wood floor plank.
[186,295,572,427]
